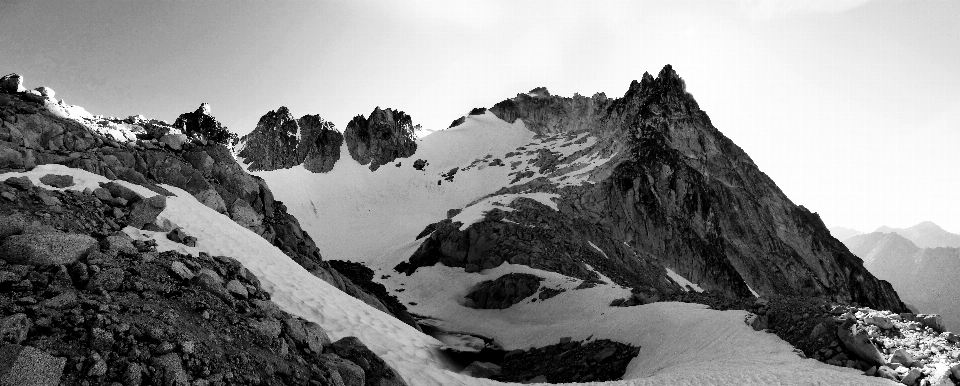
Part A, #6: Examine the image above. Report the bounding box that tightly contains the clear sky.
[1,0,958,233]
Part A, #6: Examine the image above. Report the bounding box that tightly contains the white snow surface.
[664,268,705,293]
[3,122,897,385]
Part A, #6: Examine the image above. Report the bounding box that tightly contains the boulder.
[168,261,194,281]
[4,176,33,190]
[329,337,408,386]
[283,317,331,353]
[102,232,137,255]
[225,279,248,299]
[900,367,922,385]
[321,354,364,386]
[0,233,97,265]
[0,314,30,344]
[746,313,769,331]
[87,267,125,291]
[0,74,24,93]
[0,148,23,170]
[127,195,166,229]
[0,344,67,386]
[928,364,955,386]
[888,348,915,367]
[836,321,885,366]
[100,181,142,203]
[864,315,894,330]
[33,87,54,99]
[151,353,189,386]
[38,174,73,188]
[464,273,543,309]
[159,134,188,151]
[876,365,899,381]
[250,317,282,340]
[460,361,502,378]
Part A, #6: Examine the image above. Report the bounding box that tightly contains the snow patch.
[665,268,704,293]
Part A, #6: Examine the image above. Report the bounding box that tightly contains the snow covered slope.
[235,107,897,384]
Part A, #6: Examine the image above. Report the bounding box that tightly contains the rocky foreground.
[0,173,406,386]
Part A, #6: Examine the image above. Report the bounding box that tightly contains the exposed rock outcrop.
[397,200,677,294]
[172,103,238,145]
[344,107,418,171]
[235,108,343,173]
[464,273,543,309]
[418,65,905,312]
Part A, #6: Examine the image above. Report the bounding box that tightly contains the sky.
[1,0,958,233]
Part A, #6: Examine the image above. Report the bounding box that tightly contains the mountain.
[2,70,942,386]
[844,231,960,332]
[873,221,960,248]
[245,65,903,312]
[829,226,863,242]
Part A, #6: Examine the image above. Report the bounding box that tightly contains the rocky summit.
[343,107,419,171]
[235,107,343,173]
[2,67,954,386]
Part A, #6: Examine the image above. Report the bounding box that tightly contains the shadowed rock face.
[465,273,543,309]
[343,107,418,171]
[404,65,905,312]
[236,108,343,173]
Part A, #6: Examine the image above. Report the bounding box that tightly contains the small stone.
[102,233,137,255]
[87,268,125,291]
[33,86,55,99]
[0,344,66,385]
[42,291,79,309]
[127,195,166,229]
[123,362,143,386]
[901,367,922,385]
[152,353,189,386]
[0,233,97,266]
[864,315,894,330]
[876,365,899,381]
[460,361,502,378]
[168,261,194,281]
[250,317,282,340]
[225,279,248,299]
[4,176,33,190]
[0,314,30,344]
[89,328,115,351]
[593,346,617,362]
[890,348,916,367]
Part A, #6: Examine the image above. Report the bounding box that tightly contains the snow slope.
[231,110,897,385]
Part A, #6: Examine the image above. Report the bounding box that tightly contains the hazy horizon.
[1,0,957,233]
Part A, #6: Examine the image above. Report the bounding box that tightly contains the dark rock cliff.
[404,65,905,312]
[236,107,342,173]
[343,107,418,171]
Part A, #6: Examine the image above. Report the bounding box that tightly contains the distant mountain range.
[830,222,960,248]
[842,223,960,332]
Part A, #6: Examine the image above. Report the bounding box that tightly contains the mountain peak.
[910,221,943,231]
